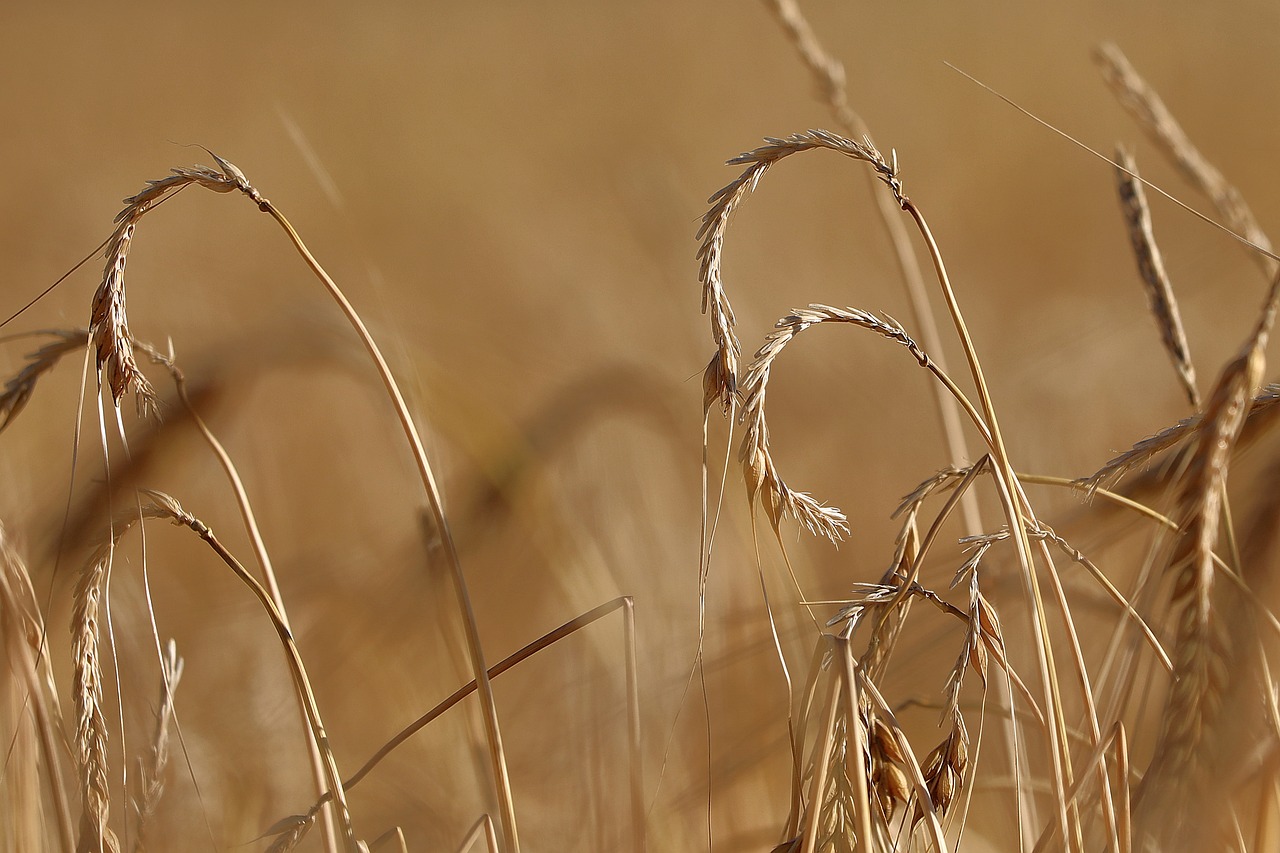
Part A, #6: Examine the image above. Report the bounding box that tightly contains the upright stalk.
[248,190,521,852]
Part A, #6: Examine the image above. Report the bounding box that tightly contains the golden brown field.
[2,2,1280,851]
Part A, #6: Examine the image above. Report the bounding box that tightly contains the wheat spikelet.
[1114,146,1199,407]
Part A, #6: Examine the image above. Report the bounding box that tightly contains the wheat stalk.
[0,520,74,853]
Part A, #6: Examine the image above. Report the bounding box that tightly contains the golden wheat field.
[3,2,1280,851]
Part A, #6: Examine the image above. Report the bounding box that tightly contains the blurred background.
[1,1,1278,850]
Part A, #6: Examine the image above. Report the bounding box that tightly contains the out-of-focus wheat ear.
[265,815,315,853]
[0,520,75,852]
[73,531,130,853]
[1142,270,1280,839]
[132,639,182,851]
[91,165,238,415]
[0,328,90,431]
[1095,43,1275,273]
[1114,146,1199,407]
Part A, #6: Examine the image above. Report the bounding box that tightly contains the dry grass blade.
[697,130,898,411]
[1114,146,1198,407]
[0,328,89,431]
[1,520,74,853]
[276,598,638,843]
[1095,42,1275,271]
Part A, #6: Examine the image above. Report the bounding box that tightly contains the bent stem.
[251,196,520,851]
[290,598,637,843]
[144,348,340,852]
[138,492,356,849]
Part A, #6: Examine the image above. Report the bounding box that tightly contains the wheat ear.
[132,639,182,851]
[697,130,898,412]
[92,166,241,412]
[1141,270,1280,838]
[1095,43,1275,272]
[1114,146,1199,407]
[72,524,130,853]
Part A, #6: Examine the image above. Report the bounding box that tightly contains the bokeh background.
[1,1,1278,850]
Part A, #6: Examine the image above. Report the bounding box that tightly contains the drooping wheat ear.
[0,328,90,431]
[132,639,182,851]
[1095,43,1275,271]
[1149,271,1280,798]
[741,304,928,541]
[91,164,240,413]
[696,131,899,412]
[1114,146,1199,407]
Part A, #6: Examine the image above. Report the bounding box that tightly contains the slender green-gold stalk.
[234,174,522,853]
